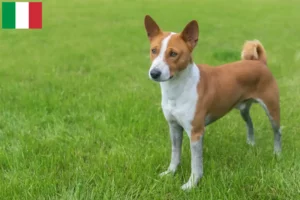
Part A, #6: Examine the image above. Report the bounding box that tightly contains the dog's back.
[195,41,279,128]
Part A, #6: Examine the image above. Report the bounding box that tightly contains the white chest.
[160,64,200,132]
[162,98,197,130]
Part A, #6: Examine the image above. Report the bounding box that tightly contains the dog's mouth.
[152,75,174,82]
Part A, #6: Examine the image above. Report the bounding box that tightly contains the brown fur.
[148,32,171,60]
[191,60,279,141]
[166,34,194,76]
[145,16,199,77]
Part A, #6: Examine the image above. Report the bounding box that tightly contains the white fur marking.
[149,33,176,82]
[161,63,200,134]
[256,99,271,119]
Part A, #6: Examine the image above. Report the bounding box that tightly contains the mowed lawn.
[1,0,300,199]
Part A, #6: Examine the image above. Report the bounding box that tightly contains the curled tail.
[241,40,267,64]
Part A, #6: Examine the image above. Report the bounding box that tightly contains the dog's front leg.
[159,121,183,177]
[181,129,204,190]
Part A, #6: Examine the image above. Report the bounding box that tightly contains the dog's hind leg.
[256,93,281,155]
[239,102,255,145]
[159,121,183,177]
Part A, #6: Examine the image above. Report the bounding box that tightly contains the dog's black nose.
[150,69,161,79]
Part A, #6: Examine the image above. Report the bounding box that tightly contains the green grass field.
[1,0,300,199]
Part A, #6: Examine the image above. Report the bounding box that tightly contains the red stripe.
[29,2,42,29]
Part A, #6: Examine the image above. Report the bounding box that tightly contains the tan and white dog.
[144,15,281,190]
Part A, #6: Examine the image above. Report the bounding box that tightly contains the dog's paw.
[181,180,196,190]
[159,164,178,177]
[181,175,201,190]
[274,149,282,157]
[159,169,174,177]
[247,139,255,146]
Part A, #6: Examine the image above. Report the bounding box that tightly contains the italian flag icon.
[2,2,42,29]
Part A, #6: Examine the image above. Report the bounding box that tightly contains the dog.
[143,15,281,190]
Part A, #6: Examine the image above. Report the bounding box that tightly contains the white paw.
[274,149,281,156]
[181,180,195,190]
[247,140,255,146]
[159,164,178,177]
[159,169,175,177]
[181,175,201,190]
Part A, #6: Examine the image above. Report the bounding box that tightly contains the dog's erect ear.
[180,20,199,51]
[144,15,162,41]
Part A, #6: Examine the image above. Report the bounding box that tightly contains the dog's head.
[144,15,199,82]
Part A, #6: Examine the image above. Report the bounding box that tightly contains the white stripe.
[159,32,176,58]
[15,2,29,29]
[149,33,176,81]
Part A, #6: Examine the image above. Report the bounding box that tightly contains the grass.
[0,0,300,199]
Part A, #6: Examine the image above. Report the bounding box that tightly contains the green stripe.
[2,2,16,29]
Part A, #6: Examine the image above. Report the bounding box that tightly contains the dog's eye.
[151,48,157,54]
[170,51,178,57]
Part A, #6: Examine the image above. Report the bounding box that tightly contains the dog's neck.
[160,62,199,101]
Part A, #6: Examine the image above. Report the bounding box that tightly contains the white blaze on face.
[149,33,176,82]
